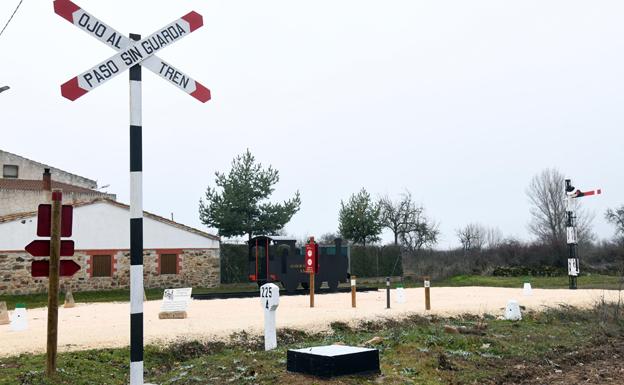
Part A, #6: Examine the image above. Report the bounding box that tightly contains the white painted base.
[264,310,277,351]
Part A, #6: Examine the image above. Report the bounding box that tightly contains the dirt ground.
[1,287,621,357]
[497,338,624,385]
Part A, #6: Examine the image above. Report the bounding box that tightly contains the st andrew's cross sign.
[54,1,211,384]
[54,0,210,102]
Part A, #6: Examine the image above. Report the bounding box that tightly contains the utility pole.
[46,189,62,376]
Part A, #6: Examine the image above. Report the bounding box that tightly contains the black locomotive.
[248,236,350,292]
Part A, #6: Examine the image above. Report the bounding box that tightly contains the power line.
[0,0,25,39]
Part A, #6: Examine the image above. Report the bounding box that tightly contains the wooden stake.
[424,276,431,311]
[351,275,356,308]
[309,272,315,308]
[46,189,62,377]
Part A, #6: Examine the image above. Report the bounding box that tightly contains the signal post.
[564,179,602,289]
[305,237,318,308]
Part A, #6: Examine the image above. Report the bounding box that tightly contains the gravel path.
[1,287,621,357]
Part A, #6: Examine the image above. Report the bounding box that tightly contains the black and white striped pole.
[53,4,211,383]
[564,179,601,290]
[129,33,144,385]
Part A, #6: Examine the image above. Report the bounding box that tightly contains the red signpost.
[31,260,81,278]
[305,237,318,308]
[26,240,75,258]
[25,194,76,375]
[37,204,73,237]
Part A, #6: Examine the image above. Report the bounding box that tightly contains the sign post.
[53,1,210,383]
[260,283,280,351]
[25,194,76,376]
[351,275,356,308]
[385,277,390,309]
[46,189,62,376]
[424,276,431,311]
[305,237,317,308]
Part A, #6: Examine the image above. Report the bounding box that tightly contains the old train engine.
[248,236,350,292]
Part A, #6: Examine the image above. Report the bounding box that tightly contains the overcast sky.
[1,0,623,248]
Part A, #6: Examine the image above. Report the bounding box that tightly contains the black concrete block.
[287,345,380,377]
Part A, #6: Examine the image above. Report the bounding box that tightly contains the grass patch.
[1,302,622,385]
[435,274,623,290]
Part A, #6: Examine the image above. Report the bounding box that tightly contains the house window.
[92,255,112,277]
[2,165,18,178]
[160,254,178,275]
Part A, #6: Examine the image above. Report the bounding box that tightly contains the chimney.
[43,168,52,190]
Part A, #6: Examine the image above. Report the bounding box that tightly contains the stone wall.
[0,248,220,295]
[0,150,97,189]
[0,189,116,217]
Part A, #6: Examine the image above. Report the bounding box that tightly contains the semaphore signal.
[564,178,602,290]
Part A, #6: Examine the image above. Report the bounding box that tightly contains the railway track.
[191,286,378,300]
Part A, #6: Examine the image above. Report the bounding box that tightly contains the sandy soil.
[1,287,621,357]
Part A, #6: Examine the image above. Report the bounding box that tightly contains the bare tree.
[319,232,341,244]
[456,223,486,252]
[605,205,624,244]
[400,207,439,252]
[379,191,416,246]
[484,227,504,249]
[526,168,594,257]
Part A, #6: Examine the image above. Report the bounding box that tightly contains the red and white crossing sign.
[54,2,211,383]
[54,0,210,102]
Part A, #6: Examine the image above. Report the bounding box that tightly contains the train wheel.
[301,282,309,290]
[328,280,339,292]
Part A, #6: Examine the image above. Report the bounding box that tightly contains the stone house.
[0,198,220,295]
[1,149,116,216]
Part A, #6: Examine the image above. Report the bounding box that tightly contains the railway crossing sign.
[54,0,210,102]
[54,1,211,384]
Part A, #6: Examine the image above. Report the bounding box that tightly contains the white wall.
[0,201,218,251]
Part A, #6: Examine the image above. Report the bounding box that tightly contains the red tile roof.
[0,178,103,194]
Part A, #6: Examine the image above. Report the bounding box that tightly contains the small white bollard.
[10,304,28,331]
[522,283,532,296]
[260,283,280,351]
[504,299,522,321]
[395,286,406,304]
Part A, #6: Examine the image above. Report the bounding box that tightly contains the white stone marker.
[260,283,280,351]
[395,286,406,304]
[522,283,532,296]
[504,299,522,321]
[10,304,28,331]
